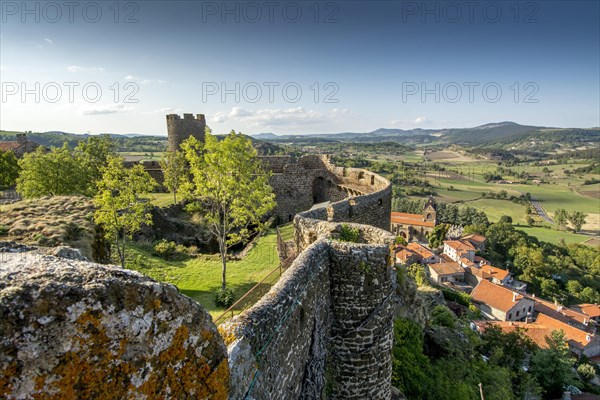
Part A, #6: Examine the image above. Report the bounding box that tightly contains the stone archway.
[312,176,327,204]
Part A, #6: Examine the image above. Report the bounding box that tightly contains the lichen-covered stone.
[0,251,228,399]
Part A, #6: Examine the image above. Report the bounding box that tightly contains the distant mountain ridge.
[251,122,600,146]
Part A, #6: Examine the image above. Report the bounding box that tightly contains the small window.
[528,306,532,312]
[508,313,512,319]
[516,311,520,317]
[370,175,375,185]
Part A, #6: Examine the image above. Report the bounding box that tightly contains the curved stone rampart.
[221,159,395,400]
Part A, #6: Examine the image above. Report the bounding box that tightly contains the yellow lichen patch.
[138,325,229,398]
[217,325,237,346]
[47,311,134,399]
[0,362,17,397]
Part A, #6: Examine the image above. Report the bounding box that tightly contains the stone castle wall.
[221,162,395,400]
[260,154,391,227]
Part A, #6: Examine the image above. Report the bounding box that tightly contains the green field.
[401,156,599,243]
[514,226,592,246]
[126,229,282,319]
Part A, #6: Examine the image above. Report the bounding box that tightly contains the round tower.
[166,113,206,152]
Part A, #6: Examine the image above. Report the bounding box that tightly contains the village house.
[472,318,600,360]
[535,313,600,359]
[572,304,600,323]
[471,279,535,321]
[464,264,512,286]
[406,242,439,264]
[426,261,464,284]
[443,239,476,264]
[461,233,487,252]
[395,246,419,266]
[390,196,437,242]
[0,134,44,158]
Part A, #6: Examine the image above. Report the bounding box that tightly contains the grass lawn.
[514,226,592,246]
[125,228,281,320]
[150,192,177,207]
[278,223,295,241]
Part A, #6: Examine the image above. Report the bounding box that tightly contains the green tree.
[392,318,431,399]
[554,208,568,228]
[567,211,587,232]
[579,287,600,303]
[16,145,87,198]
[427,223,449,248]
[499,215,513,224]
[529,330,575,399]
[540,278,561,301]
[526,216,535,226]
[182,132,276,290]
[159,150,187,204]
[0,150,19,189]
[74,135,117,195]
[93,156,157,267]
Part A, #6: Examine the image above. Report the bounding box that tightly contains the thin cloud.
[44,38,53,44]
[81,104,133,115]
[68,65,105,73]
[124,75,165,85]
[212,107,350,129]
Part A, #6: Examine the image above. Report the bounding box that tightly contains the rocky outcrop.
[0,250,229,399]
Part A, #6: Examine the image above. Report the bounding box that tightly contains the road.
[530,197,553,223]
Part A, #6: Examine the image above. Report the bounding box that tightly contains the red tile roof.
[573,303,600,318]
[0,141,22,151]
[406,242,434,259]
[444,240,476,253]
[471,279,525,313]
[461,233,487,244]
[527,296,591,326]
[427,261,463,276]
[395,247,418,263]
[474,320,552,348]
[535,313,594,350]
[391,212,435,228]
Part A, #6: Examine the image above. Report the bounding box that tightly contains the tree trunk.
[173,190,177,204]
[219,238,227,290]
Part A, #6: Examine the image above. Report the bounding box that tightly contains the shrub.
[215,287,235,308]
[0,225,7,236]
[153,239,189,260]
[339,224,360,243]
[577,363,596,382]
[431,305,456,328]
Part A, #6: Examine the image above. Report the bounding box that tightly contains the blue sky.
[1,0,598,135]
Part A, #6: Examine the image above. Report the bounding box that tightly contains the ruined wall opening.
[312,176,327,204]
[371,175,375,185]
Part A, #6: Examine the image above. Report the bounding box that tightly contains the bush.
[0,224,7,236]
[431,305,456,328]
[577,363,596,382]
[339,224,360,243]
[153,239,189,260]
[215,287,235,308]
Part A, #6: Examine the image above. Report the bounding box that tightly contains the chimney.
[512,292,517,302]
[16,133,27,143]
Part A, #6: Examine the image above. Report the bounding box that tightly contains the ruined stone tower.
[166,113,206,152]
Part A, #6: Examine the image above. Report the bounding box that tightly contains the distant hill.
[253,122,600,148]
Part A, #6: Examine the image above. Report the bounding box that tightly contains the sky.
[1,0,599,136]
